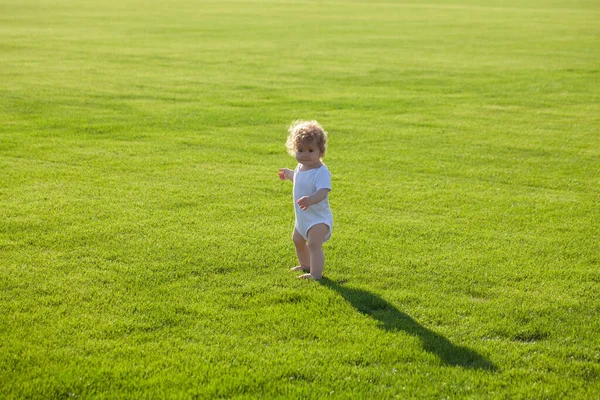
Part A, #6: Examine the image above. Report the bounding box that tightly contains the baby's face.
[295,142,323,169]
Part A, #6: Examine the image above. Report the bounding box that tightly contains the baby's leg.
[292,228,310,271]
[302,224,329,280]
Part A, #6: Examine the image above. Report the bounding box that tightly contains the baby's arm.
[296,188,330,210]
[278,168,294,181]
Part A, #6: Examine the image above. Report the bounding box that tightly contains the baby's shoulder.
[317,164,331,174]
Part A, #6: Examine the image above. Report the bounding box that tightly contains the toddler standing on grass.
[278,121,333,280]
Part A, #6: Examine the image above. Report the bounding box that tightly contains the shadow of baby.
[319,277,497,371]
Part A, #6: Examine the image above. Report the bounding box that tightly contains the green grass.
[1,0,599,398]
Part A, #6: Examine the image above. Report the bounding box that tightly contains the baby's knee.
[307,239,323,251]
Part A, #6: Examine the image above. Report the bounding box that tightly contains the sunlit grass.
[1,0,599,398]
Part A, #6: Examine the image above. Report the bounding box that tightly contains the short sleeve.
[315,166,332,191]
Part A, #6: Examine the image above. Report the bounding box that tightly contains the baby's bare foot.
[298,273,321,280]
[290,265,310,272]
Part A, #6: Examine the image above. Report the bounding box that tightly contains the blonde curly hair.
[285,120,328,157]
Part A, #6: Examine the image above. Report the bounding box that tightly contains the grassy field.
[1,0,599,398]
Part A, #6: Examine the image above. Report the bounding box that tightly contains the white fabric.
[293,164,333,241]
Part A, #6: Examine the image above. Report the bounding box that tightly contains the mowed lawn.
[1,0,599,398]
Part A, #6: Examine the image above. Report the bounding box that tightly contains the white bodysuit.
[293,164,333,241]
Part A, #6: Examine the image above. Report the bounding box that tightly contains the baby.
[278,120,333,280]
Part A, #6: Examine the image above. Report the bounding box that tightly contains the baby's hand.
[278,168,292,181]
[296,196,311,210]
